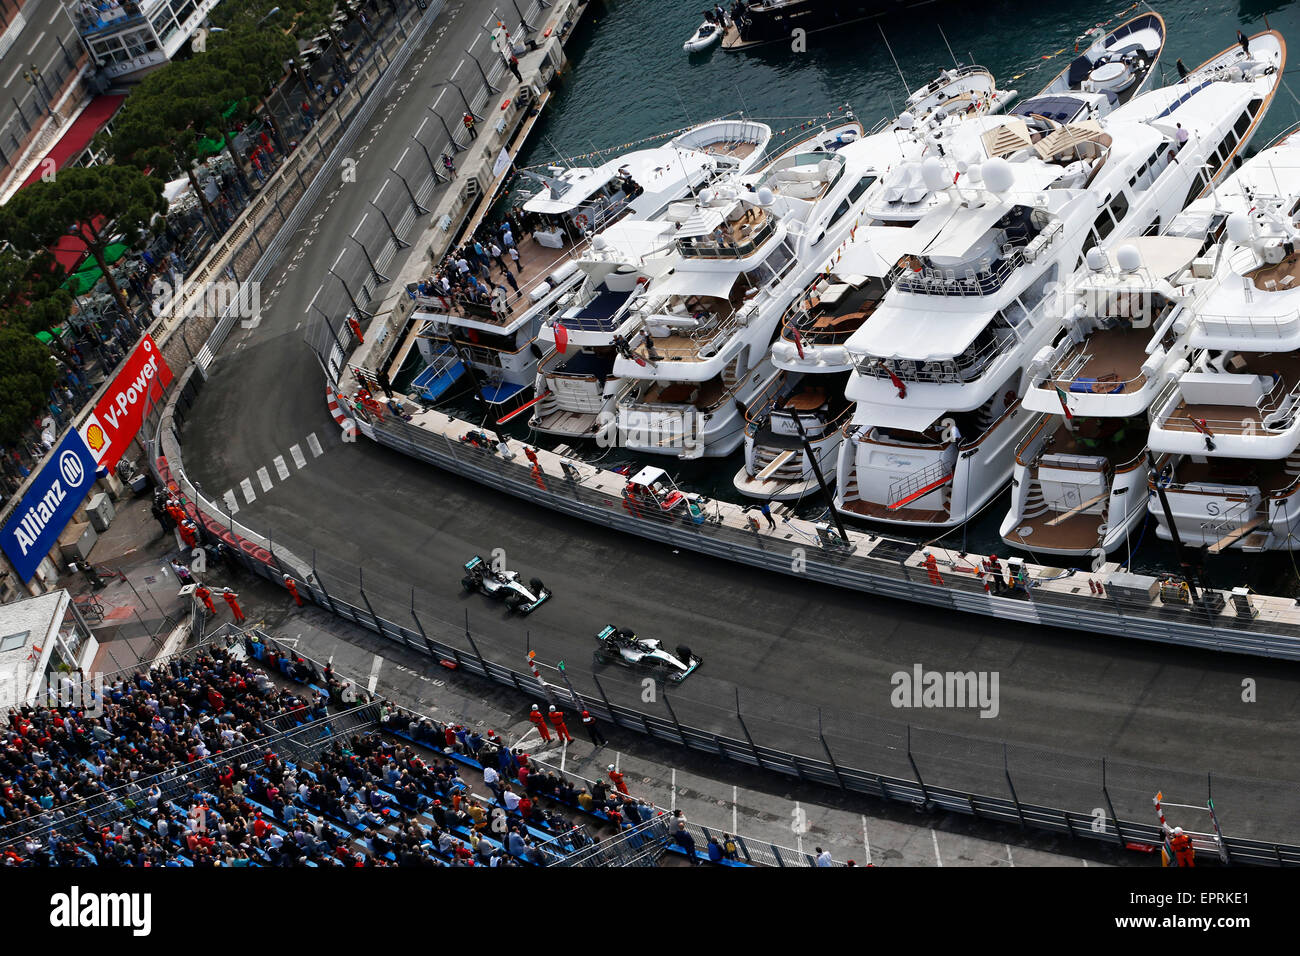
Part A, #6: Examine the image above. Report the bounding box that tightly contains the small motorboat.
[684,20,722,53]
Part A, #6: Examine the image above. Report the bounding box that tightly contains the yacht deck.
[1247,251,1300,292]
[1165,352,1300,435]
[1050,326,1151,395]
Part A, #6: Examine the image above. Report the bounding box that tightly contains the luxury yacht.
[1144,125,1300,552]
[408,118,773,409]
[734,20,1161,502]
[999,238,1205,556]
[832,31,1284,530]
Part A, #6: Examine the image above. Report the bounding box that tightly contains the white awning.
[846,301,996,361]
[1104,236,1204,280]
[652,268,740,300]
[849,398,944,434]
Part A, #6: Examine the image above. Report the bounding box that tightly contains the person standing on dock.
[758,501,775,530]
[442,153,455,179]
[547,706,574,743]
[506,53,522,81]
[463,111,477,139]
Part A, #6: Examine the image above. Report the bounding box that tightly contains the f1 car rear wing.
[465,555,484,570]
[597,625,616,640]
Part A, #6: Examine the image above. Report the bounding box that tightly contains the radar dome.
[756,186,775,206]
[1115,245,1142,273]
[1085,247,1107,272]
[1226,212,1253,244]
[592,235,608,251]
[921,156,949,192]
[897,111,916,129]
[981,157,1014,194]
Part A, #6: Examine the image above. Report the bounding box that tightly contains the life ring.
[574,213,590,232]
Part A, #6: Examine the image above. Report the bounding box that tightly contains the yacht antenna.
[937,25,959,67]
[671,81,696,128]
[544,135,573,171]
[735,84,752,118]
[877,24,911,97]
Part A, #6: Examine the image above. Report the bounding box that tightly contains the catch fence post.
[358,565,382,635]
[660,689,687,746]
[734,687,764,770]
[1101,758,1126,847]
[409,590,440,659]
[818,709,847,791]
[463,609,489,673]
[906,725,930,807]
[1004,743,1027,829]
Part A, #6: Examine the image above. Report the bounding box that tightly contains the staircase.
[887,459,954,510]
[1285,450,1300,478]
[1021,479,1050,519]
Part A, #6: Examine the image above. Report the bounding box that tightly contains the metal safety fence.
[148,369,1300,866]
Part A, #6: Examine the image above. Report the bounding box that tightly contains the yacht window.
[1233,110,1251,139]
[847,174,877,204]
[830,197,853,226]
[1092,208,1115,242]
[1109,191,1130,225]
[1248,97,1263,118]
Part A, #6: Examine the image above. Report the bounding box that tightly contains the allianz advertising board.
[1,430,98,582]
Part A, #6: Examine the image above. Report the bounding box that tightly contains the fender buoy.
[501,98,511,110]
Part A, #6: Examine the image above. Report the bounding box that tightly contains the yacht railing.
[1151,372,1300,434]
[887,457,954,509]
[677,216,778,259]
[1032,340,1149,394]
[889,249,1027,297]
[1193,308,1300,340]
[1014,414,1056,467]
[853,333,1006,385]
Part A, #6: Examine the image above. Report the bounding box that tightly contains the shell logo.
[86,423,107,453]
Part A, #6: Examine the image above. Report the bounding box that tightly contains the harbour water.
[469,0,1300,591]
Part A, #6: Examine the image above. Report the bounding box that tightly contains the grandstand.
[1,626,818,867]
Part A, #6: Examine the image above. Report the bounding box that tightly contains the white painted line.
[794,802,803,856]
[290,444,307,469]
[256,466,273,492]
[1006,844,1015,867]
[930,829,943,867]
[27,30,46,54]
[240,478,256,504]
[862,815,873,866]
[367,654,384,692]
[307,433,324,457]
[304,284,323,314]
[450,57,464,79]
[50,5,65,24]
[468,30,482,52]
[413,116,429,138]
[5,64,23,88]
[330,247,348,271]
[223,490,240,514]
[433,88,446,110]
[396,145,410,167]
[273,455,289,480]
[513,725,539,749]
[559,739,567,774]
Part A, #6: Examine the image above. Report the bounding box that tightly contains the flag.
[492,148,513,179]
[1054,385,1073,420]
[554,321,569,354]
[883,364,907,400]
[791,325,804,360]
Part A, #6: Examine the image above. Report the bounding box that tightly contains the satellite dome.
[1226,211,1253,244]
[1086,247,1107,272]
[897,111,916,129]
[756,186,775,206]
[592,235,608,251]
[921,156,949,192]
[981,157,1014,193]
[1115,245,1142,273]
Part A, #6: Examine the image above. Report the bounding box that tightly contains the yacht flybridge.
[832,31,1284,530]
[1144,126,1300,553]
[408,119,772,407]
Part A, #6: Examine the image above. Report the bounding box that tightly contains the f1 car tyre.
[461,575,479,592]
[530,577,545,595]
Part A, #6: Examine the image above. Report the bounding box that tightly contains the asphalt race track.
[180,2,1300,839]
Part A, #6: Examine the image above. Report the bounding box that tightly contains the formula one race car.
[593,625,700,683]
[461,555,551,614]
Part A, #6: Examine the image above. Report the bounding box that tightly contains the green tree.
[0,165,166,313]
[0,324,58,444]
[0,246,72,335]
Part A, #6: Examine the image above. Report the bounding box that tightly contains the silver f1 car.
[461,555,551,614]
[593,625,700,683]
